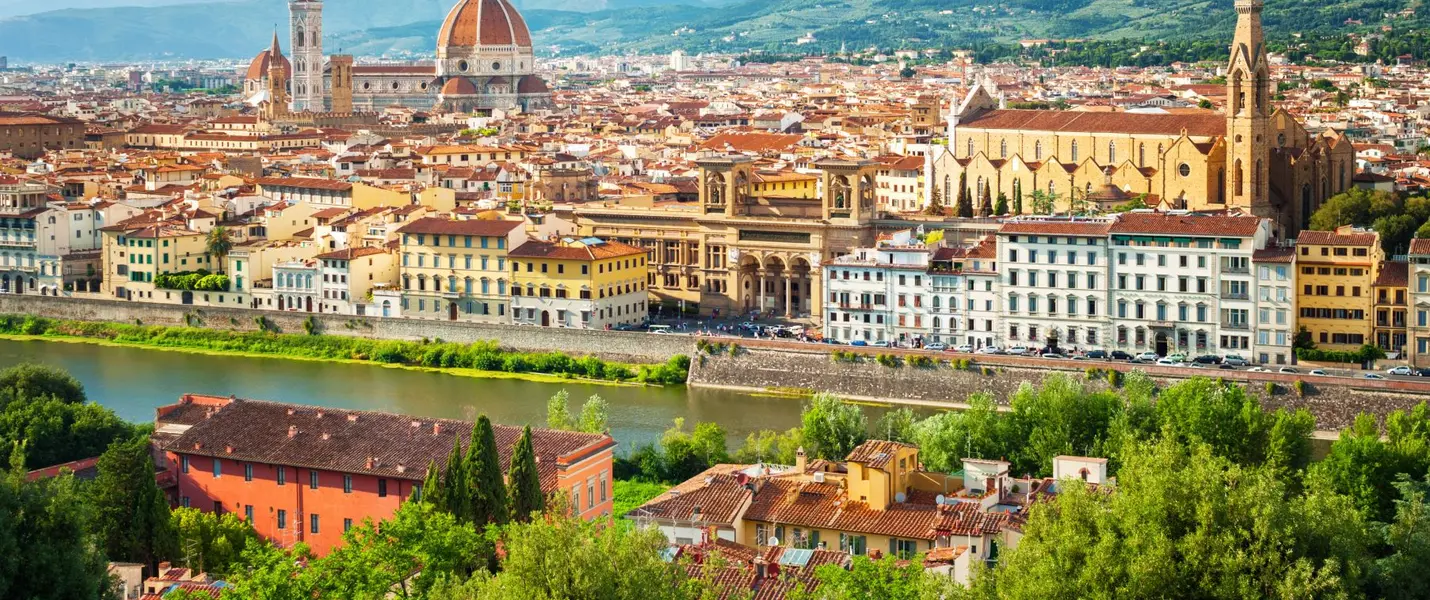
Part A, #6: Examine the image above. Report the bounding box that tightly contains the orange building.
[155,394,615,554]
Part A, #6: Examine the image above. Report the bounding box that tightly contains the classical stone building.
[929,0,1353,238]
[573,156,879,318]
[242,0,551,114]
[0,113,85,159]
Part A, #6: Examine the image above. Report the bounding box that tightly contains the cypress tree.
[466,415,509,527]
[956,172,972,218]
[421,459,443,507]
[442,434,470,521]
[979,180,993,217]
[1013,179,1024,215]
[507,426,545,522]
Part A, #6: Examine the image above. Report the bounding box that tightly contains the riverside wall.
[8,295,1430,431]
[0,295,691,362]
[688,345,1430,431]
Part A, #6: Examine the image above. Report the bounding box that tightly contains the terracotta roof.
[0,112,81,126]
[397,216,522,237]
[441,77,479,96]
[1253,247,1296,263]
[1296,229,1378,247]
[1109,212,1264,237]
[843,440,914,470]
[438,0,533,48]
[162,397,614,491]
[632,465,752,524]
[314,246,388,261]
[1409,238,1430,256]
[245,48,290,82]
[517,75,549,95]
[508,238,646,260]
[698,132,804,153]
[253,177,353,192]
[961,109,1225,137]
[1375,261,1409,287]
[999,219,1114,236]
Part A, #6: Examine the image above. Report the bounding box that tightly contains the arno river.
[0,338,877,450]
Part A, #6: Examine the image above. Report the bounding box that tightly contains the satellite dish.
[895,492,907,503]
[935,494,946,505]
[767,537,780,547]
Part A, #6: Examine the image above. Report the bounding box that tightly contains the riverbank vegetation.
[0,315,689,386]
[7,361,1430,597]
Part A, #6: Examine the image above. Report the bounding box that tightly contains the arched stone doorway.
[541,310,551,327]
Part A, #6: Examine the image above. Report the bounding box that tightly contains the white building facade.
[998,218,1114,352]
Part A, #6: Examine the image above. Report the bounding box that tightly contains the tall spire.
[271,27,282,58]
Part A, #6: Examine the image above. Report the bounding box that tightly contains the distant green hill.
[0,0,1419,62]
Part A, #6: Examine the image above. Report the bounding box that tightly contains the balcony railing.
[1220,292,1250,300]
[1222,322,1250,330]
[1222,266,1250,274]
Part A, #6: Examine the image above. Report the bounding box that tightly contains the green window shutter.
[890,538,897,557]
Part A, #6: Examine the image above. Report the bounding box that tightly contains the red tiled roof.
[397,216,522,237]
[162,397,614,492]
[1109,212,1264,237]
[998,220,1113,236]
[438,0,532,48]
[961,109,1225,137]
[253,177,353,192]
[1296,229,1378,247]
[314,246,388,261]
[507,238,646,260]
[1375,261,1409,287]
[843,440,914,470]
[1408,238,1430,256]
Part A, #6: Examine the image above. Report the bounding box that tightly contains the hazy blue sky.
[0,0,216,18]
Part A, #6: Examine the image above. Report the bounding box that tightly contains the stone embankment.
[0,295,690,362]
[688,342,1430,432]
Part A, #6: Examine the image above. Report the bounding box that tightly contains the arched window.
[1070,140,1079,162]
[1234,159,1244,196]
[966,138,975,157]
[933,316,941,330]
[1000,139,1007,159]
[1108,141,1116,164]
[1034,141,1042,160]
[1138,143,1145,167]
[433,277,441,292]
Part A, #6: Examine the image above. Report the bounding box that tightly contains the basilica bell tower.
[1226,0,1271,214]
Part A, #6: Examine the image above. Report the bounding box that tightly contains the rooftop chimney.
[321,432,330,441]
[365,456,375,469]
[348,414,359,422]
[432,423,441,435]
[396,463,406,474]
[287,426,298,439]
[287,408,295,416]
[224,445,233,454]
[316,411,324,419]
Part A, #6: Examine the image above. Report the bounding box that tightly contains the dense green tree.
[0,444,117,600]
[1373,475,1430,599]
[991,436,1372,600]
[90,434,176,572]
[799,554,965,600]
[205,226,233,274]
[979,180,993,217]
[421,459,443,508]
[465,416,509,527]
[659,418,729,481]
[993,193,1009,216]
[578,394,609,434]
[431,435,470,520]
[221,543,320,600]
[1310,412,1424,522]
[455,507,689,600]
[1307,188,1398,231]
[0,394,133,469]
[0,363,86,409]
[1005,376,1122,476]
[1375,213,1421,255]
[314,501,489,599]
[801,393,868,461]
[911,393,1011,473]
[545,390,573,431]
[507,426,544,522]
[170,508,260,577]
[732,427,805,465]
[874,407,917,444]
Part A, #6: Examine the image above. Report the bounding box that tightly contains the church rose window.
[492,61,501,71]
[1178,163,1191,178]
[458,60,469,72]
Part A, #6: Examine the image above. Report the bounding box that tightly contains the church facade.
[243,0,552,115]
[929,0,1353,237]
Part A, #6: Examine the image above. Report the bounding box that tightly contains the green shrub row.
[1295,344,1386,365]
[0,315,688,385]
[154,270,229,291]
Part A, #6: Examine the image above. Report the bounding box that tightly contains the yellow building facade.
[508,237,649,329]
[1294,226,1382,352]
[102,225,214,302]
[394,217,523,322]
[930,0,1354,237]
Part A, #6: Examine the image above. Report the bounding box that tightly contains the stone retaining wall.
[689,346,1430,431]
[0,295,691,362]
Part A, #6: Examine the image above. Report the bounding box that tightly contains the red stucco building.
[154,394,615,554]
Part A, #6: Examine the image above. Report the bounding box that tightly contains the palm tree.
[205,226,233,274]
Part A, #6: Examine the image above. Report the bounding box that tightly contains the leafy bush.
[1107,370,1122,387]
[1294,380,1306,397]
[875,353,901,367]
[1265,381,1277,395]
[1295,344,1386,364]
[907,355,935,368]
[154,270,229,292]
